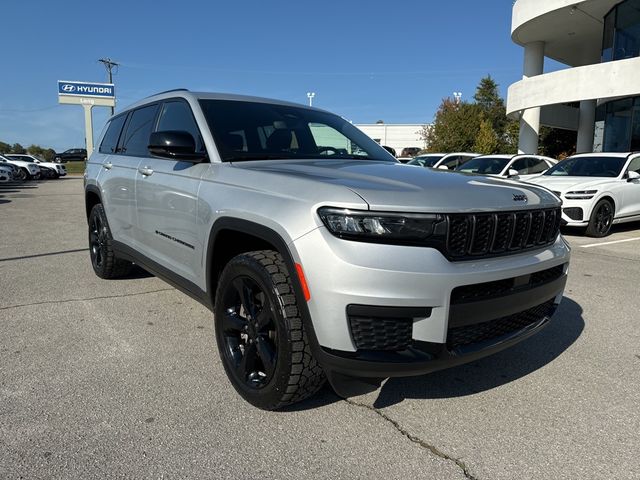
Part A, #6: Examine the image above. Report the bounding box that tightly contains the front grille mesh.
[349,316,413,351]
[447,299,556,349]
[445,208,561,260]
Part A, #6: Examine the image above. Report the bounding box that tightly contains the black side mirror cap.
[148,130,207,163]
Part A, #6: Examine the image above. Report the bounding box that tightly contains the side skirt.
[112,240,212,310]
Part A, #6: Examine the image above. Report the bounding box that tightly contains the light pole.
[307,92,315,107]
[453,91,462,104]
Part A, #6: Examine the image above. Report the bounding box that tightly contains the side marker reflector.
[295,263,311,302]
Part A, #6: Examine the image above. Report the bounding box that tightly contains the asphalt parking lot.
[1,178,639,480]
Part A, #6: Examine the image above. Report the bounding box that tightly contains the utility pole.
[98,58,119,115]
[307,92,315,107]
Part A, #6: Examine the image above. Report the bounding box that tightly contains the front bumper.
[559,197,596,227]
[292,226,570,378]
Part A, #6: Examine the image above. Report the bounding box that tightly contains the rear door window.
[119,104,159,156]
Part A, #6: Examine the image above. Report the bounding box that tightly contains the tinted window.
[456,157,509,174]
[511,158,529,174]
[199,99,393,162]
[99,115,127,154]
[120,104,159,156]
[627,156,640,174]
[545,156,626,177]
[528,158,549,174]
[156,100,204,151]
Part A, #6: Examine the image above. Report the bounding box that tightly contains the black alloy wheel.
[586,199,614,237]
[220,275,278,390]
[214,251,325,410]
[87,204,133,278]
[16,168,28,181]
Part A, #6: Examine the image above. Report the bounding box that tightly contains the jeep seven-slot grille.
[445,208,561,260]
[447,299,556,349]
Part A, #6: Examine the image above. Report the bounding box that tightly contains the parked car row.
[404,150,640,237]
[0,153,67,181]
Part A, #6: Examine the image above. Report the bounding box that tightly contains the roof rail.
[149,88,190,97]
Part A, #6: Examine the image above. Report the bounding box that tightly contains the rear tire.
[214,250,325,410]
[586,199,614,237]
[88,204,133,278]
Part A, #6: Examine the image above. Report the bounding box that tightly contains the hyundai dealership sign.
[58,80,115,98]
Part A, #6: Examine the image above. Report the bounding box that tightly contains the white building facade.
[355,124,427,155]
[508,0,640,154]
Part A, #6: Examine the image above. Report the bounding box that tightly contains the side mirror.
[437,165,449,170]
[627,170,640,182]
[148,131,207,162]
[507,169,519,178]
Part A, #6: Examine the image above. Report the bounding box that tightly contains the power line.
[98,58,119,115]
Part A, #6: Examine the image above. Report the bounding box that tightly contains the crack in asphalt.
[343,398,479,480]
[0,288,174,311]
[0,248,89,263]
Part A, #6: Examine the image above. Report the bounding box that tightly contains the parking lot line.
[581,237,640,248]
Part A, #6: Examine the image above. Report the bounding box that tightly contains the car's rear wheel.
[586,199,614,237]
[88,204,133,278]
[214,250,325,410]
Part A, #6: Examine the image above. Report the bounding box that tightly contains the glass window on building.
[604,98,633,152]
[602,0,640,62]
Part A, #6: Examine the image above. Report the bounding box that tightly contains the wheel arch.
[85,185,102,221]
[205,218,323,356]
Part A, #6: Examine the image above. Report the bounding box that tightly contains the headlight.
[565,190,597,200]
[318,207,446,246]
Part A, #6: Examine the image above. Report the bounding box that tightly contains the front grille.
[349,316,413,351]
[450,264,566,304]
[445,208,561,260]
[563,207,583,221]
[447,299,556,349]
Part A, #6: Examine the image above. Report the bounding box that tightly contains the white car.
[6,154,67,178]
[455,154,556,180]
[527,152,640,237]
[0,154,40,180]
[408,152,479,170]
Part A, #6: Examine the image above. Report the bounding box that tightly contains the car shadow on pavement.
[285,297,584,411]
[114,265,155,280]
[371,297,584,408]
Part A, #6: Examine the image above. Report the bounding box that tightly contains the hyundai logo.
[513,194,528,202]
[61,84,75,92]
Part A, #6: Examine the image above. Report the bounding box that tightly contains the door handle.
[138,166,154,176]
[103,162,113,170]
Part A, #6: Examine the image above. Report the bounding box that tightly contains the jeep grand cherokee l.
[84,90,570,409]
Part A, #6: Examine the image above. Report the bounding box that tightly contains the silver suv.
[84,90,571,409]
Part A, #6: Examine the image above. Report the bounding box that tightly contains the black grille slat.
[447,300,556,349]
[349,317,413,351]
[445,208,561,261]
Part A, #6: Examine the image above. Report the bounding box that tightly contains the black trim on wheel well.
[85,186,102,221]
[206,218,325,358]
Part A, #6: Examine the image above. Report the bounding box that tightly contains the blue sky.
[2,0,532,151]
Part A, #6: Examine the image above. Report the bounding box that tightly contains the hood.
[235,160,560,212]
[527,175,615,193]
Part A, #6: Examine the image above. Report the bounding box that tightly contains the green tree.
[11,143,26,154]
[27,144,45,158]
[423,98,483,152]
[539,127,576,159]
[0,141,11,154]
[473,118,500,154]
[43,148,57,161]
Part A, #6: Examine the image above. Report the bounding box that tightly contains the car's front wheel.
[88,204,133,278]
[214,250,325,410]
[586,198,614,237]
[16,168,28,181]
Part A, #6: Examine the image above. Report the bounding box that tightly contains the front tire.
[214,250,325,410]
[16,168,29,181]
[586,199,614,237]
[88,204,133,278]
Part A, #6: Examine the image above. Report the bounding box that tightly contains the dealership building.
[508,0,640,154]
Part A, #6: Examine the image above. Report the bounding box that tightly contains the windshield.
[456,156,509,175]
[544,156,626,177]
[408,155,443,167]
[199,99,395,162]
